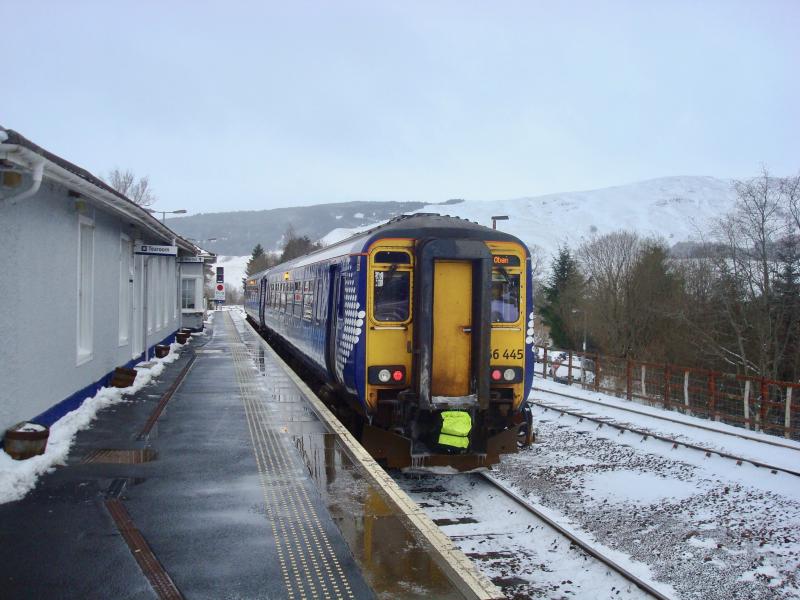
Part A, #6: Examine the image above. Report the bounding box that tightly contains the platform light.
[491,215,509,230]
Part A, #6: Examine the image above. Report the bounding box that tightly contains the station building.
[0,126,213,434]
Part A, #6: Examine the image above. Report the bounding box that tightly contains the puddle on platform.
[292,428,464,599]
[246,332,467,598]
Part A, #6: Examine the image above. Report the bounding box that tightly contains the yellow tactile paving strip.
[230,310,503,600]
[224,312,357,600]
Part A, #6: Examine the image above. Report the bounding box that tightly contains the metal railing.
[535,346,800,441]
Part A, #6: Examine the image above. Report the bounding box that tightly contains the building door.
[431,260,473,397]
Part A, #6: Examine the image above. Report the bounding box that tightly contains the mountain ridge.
[169,176,739,262]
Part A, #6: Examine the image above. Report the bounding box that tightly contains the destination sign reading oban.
[493,255,520,266]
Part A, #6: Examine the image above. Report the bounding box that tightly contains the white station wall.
[0,177,181,432]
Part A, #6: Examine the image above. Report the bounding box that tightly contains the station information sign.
[134,244,178,256]
[178,256,204,263]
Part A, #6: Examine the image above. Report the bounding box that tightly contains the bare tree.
[782,172,800,234]
[577,231,684,361]
[684,167,800,379]
[104,168,156,207]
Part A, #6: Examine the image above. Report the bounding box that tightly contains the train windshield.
[373,267,410,322]
[491,270,520,323]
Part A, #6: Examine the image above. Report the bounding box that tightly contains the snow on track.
[532,379,800,478]
[396,471,664,599]
[492,401,800,600]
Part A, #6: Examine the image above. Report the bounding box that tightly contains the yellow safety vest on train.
[438,411,472,449]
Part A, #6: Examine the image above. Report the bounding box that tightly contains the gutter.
[0,142,198,254]
[0,146,45,204]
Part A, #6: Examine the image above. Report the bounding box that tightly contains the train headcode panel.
[241,214,535,471]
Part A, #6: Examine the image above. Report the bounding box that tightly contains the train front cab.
[362,235,531,471]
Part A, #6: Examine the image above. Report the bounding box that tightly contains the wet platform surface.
[0,311,473,599]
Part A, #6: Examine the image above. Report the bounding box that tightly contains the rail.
[530,392,800,478]
[479,472,674,600]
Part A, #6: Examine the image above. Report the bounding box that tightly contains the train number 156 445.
[491,348,523,360]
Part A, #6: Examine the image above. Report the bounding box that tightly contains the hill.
[165,200,428,256]
[323,176,738,263]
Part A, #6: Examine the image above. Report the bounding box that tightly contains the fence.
[535,346,800,441]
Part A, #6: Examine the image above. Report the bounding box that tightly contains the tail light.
[368,365,406,385]
[491,366,522,384]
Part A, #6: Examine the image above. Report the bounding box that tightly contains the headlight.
[503,368,516,381]
[377,369,392,383]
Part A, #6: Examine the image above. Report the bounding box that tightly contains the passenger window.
[303,280,314,321]
[373,268,410,322]
[294,282,302,317]
[491,271,520,323]
[314,279,323,321]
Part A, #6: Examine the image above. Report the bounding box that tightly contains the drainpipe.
[0,154,45,204]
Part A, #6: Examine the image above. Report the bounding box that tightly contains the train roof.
[251,213,527,278]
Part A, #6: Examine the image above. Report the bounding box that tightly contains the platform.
[0,310,501,599]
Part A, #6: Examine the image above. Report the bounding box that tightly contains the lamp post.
[146,208,187,223]
[491,215,509,230]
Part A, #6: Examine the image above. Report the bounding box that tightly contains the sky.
[2,0,799,214]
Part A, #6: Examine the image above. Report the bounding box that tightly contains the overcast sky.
[3,1,798,214]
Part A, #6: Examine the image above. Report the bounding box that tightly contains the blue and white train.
[244,214,534,470]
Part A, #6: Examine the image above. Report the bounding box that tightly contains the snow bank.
[0,342,185,504]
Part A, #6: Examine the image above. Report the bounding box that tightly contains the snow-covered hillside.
[431,176,736,259]
[229,177,739,287]
[328,176,739,263]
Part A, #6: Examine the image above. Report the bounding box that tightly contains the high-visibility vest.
[438,411,471,449]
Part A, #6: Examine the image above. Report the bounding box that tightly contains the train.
[244,213,535,471]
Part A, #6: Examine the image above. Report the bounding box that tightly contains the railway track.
[533,385,800,451]
[478,472,673,600]
[398,470,674,599]
[531,387,800,478]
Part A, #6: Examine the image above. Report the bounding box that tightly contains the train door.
[431,260,473,397]
[258,278,267,324]
[325,266,342,379]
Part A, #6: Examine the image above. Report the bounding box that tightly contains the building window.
[119,235,132,345]
[182,278,197,309]
[77,217,95,363]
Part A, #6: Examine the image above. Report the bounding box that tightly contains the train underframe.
[360,397,535,472]
[249,317,534,472]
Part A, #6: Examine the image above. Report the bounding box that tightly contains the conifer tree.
[539,246,582,348]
